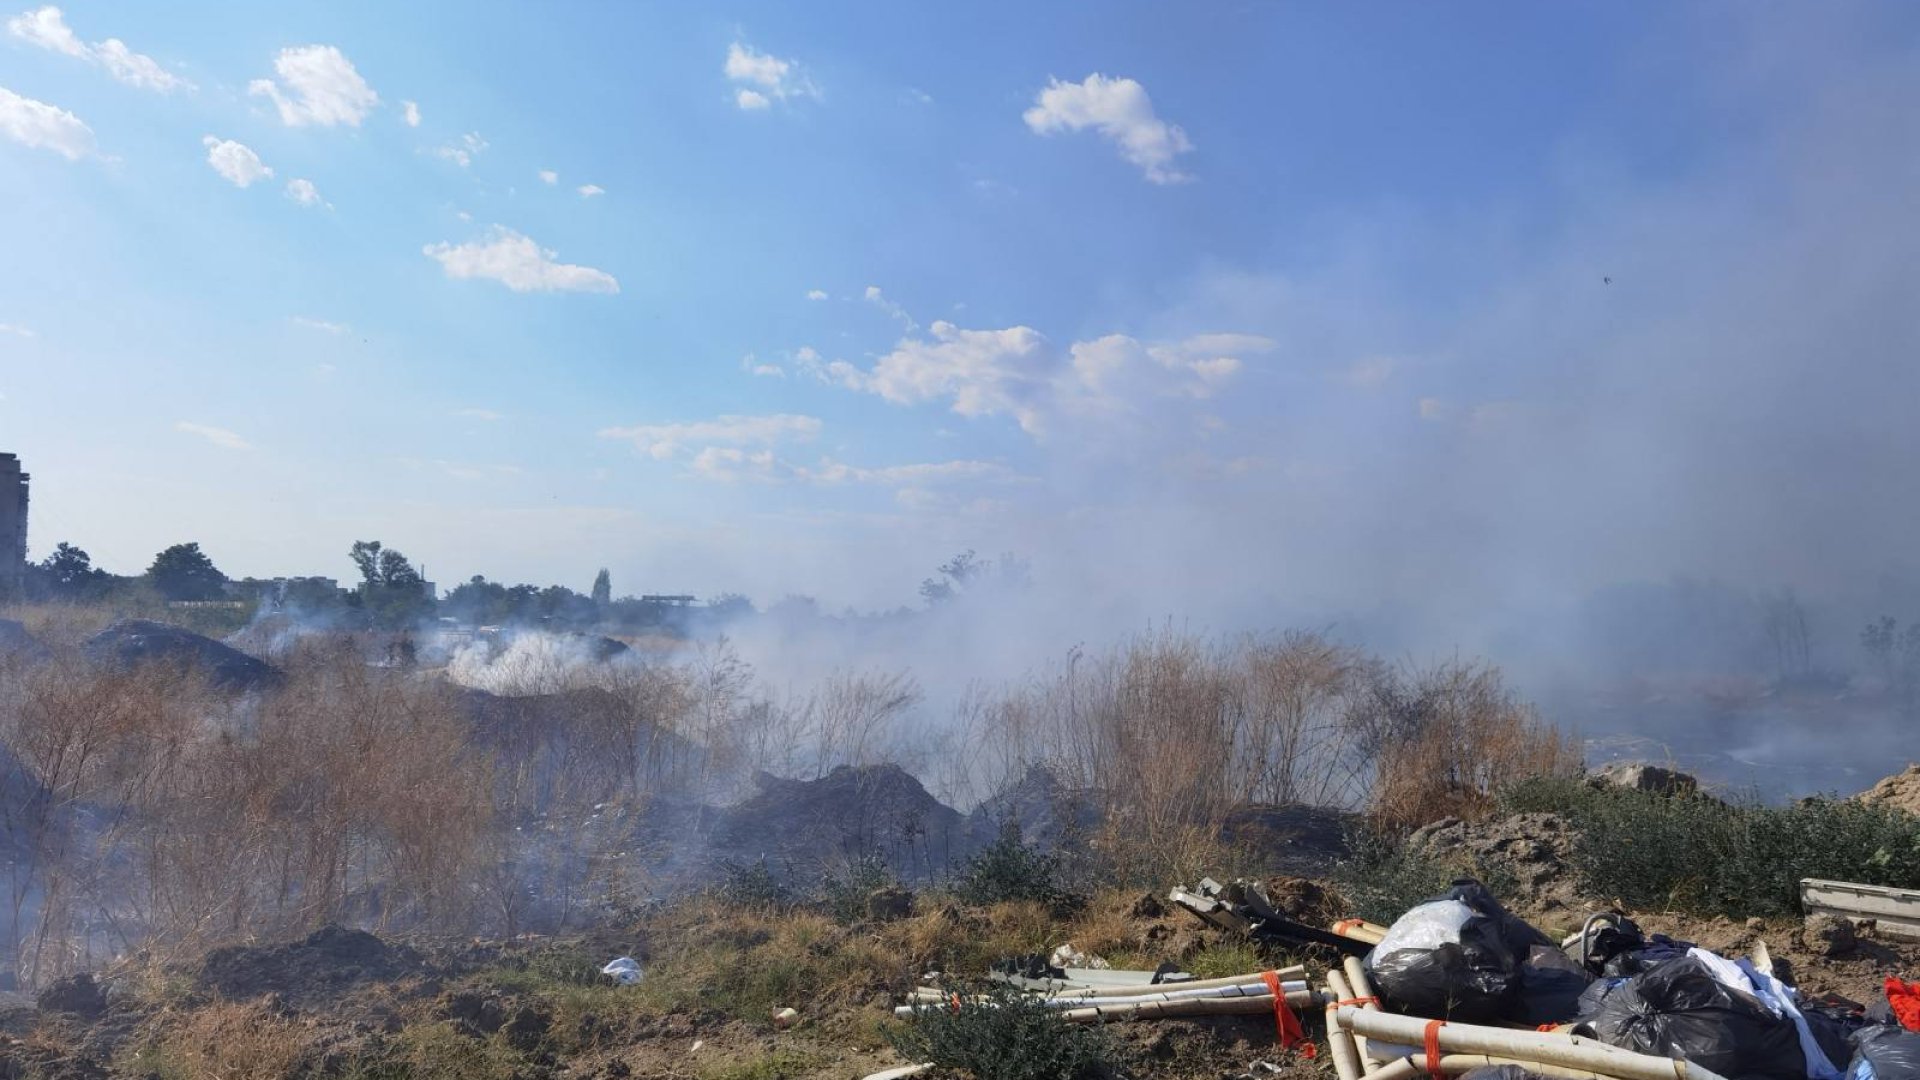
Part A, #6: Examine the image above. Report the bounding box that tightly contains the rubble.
[1406,812,1583,919]
[1802,912,1858,958]
[196,925,420,1005]
[35,974,105,1019]
[1859,764,1920,816]
[84,619,283,692]
[707,764,966,884]
[1591,761,1700,797]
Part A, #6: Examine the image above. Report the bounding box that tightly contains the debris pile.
[1859,765,1920,817]
[84,619,284,692]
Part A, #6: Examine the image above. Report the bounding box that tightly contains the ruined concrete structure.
[0,453,26,597]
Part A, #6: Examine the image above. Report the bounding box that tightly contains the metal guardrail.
[1801,877,1920,939]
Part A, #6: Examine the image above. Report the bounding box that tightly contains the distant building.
[0,453,26,598]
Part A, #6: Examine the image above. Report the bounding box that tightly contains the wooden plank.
[1801,878,1920,940]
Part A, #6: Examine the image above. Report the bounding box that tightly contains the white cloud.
[291,316,347,334]
[7,6,191,93]
[689,448,1017,488]
[423,226,619,294]
[1023,73,1193,184]
[0,323,34,337]
[249,44,377,127]
[806,289,828,301]
[724,41,818,109]
[600,413,821,460]
[831,325,1269,436]
[454,407,504,422]
[577,183,604,198]
[202,135,272,187]
[858,321,1054,433]
[433,131,486,168]
[537,169,557,185]
[401,99,420,127]
[284,177,328,208]
[741,353,784,378]
[863,284,917,330]
[1340,356,1397,389]
[0,85,94,159]
[175,421,250,451]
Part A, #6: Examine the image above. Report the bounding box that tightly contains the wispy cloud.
[284,177,329,208]
[600,413,821,459]
[1024,73,1193,183]
[7,6,192,93]
[423,226,619,294]
[806,289,828,301]
[577,183,604,198]
[0,323,33,337]
[291,316,347,334]
[537,169,557,185]
[863,285,916,330]
[401,99,420,127]
[433,131,486,168]
[175,421,250,451]
[250,44,378,127]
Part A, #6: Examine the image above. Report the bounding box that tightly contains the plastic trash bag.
[1848,1025,1920,1080]
[1578,955,1805,1080]
[602,956,644,985]
[1367,879,1563,1023]
[1516,944,1594,1026]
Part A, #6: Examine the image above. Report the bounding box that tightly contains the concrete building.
[0,454,25,598]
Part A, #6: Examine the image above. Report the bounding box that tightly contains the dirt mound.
[0,620,48,663]
[196,925,421,1004]
[708,763,966,883]
[1219,804,1357,878]
[966,764,1103,851]
[84,620,283,693]
[1408,812,1584,921]
[1858,763,1920,816]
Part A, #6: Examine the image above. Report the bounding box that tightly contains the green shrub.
[1332,827,1481,924]
[719,857,795,910]
[954,825,1084,912]
[1500,777,1920,916]
[888,984,1113,1080]
[817,850,897,923]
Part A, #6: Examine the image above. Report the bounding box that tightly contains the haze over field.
[4,4,1918,794]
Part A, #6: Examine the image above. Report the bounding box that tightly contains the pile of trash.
[877,872,1920,1080]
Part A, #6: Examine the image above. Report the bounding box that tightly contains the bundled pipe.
[899,978,1309,1016]
[1362,1054,1621,1080]
[921,966,1306,1002]
[1340,955,1385,1068]
[1336,1007,1732,1080]
[1056,989,1322,1024]
[1333,918,1389,945]
[1323,977,1365,1080]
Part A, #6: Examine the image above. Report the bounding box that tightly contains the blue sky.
[2,2,1917,623]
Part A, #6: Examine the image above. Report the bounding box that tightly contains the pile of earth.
[83,619,283,693]
[1407,811,1585,923]
[964,763,1103,851]
[0,620,48,663]
[195,925,426,1008]
[706,763,968,884]
[1858,763,1920,816]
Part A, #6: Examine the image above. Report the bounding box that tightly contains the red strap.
[1335,996,1382,1008]
[949,992,962,1013]
[1536,1023,1561,1032]
[1423,1019,1446,1077]
[1260,971,1316,1058]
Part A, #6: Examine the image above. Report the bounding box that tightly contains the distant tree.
[40,542,106,598]
[145,542,228,601]
[591,568,612,610]
[919,549,1030,606]
[705,593,755,621]
[1761,587,1813,681]
[348,540,432,626]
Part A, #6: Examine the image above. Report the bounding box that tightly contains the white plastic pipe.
[1324,980,1365,1080]
[860,1066,934,1080]
[1337,1008,1732,1080]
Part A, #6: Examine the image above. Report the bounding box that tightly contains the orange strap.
[1334,996,1382,1008]
[1536,1023,1561,1032]
[1333,919,1369,935]
[1260,970,1316,1058]
[949,992,962,1013]
[1423,1019,1446,1077]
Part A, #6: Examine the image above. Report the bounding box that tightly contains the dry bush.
[142,1001,311,1080]
[1363,659,1579,829]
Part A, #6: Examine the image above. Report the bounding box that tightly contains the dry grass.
[137,1002,312,1080]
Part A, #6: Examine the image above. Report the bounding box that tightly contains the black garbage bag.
[1577,955,1806,1080]
[1848,1025,1920,1080]
[1578,915,1696,979]
[1367,878,1562,1023]
[1804,1000,1872,1077]
[1517,944,1595,1026]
